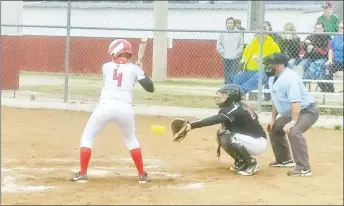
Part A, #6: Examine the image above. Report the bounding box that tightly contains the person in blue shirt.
[263,53,319,177]
[320,21,344,92]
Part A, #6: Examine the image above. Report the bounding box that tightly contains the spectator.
[234,18,246,48]
[298,22,332,80]
[264,21,282,48]
[234,19,245,30]
[279,22,302,69]
[262,21,282,100]
[321,21,344,92]
[233,34,281,94]
[317,1,340,32]
[217,17,244,84]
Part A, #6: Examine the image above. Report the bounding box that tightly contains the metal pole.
[152,1,168,82]
[63,1,71,103]
[257,1,265,113]
[0,24,341,36]
[0,2,2,126]
[246,1,251,30]
[249,1,260,30]
[0,2,2,202]
[333,1,343,20]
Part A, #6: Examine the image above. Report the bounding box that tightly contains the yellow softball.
[151,125,166,134]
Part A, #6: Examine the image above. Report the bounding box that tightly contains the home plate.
[2,184,56,193]
[2,176,56,193]
[184,183,204,189]
[150,171,180,178]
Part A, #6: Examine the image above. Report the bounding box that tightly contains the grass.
[20,71,223,87]
[17,71,343,115]
[334,125,342,131]
[18,83,343,114]
[20,85,219,109]
[21,71,102,81]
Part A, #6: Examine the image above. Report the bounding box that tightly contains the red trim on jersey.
[113,57,128,64]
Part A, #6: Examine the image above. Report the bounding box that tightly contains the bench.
[244,100,343,109]
[302,79,343,92]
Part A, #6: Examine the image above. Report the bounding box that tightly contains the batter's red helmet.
[108,39,132,60]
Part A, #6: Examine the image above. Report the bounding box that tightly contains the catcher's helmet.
[108,39,132,61]
[215,84,243,108]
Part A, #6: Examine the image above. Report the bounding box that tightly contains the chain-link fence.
[1,1,343,115]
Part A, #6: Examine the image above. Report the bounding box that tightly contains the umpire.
[263,53,319,177]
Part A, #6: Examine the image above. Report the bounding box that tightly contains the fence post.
[63,1,72,103]
[249,1,261,30]
[152,1,168,82]
[257,1,265,113]
[333,1,343,20]
[246,1,251,30]
[0,26,2,99]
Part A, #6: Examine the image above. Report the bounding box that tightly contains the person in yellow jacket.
[233,35,281,94]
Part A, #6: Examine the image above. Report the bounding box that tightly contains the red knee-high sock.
[130,148,144,175]
[80,147,92,175]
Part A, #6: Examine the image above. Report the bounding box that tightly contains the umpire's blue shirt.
[269,68,315,117]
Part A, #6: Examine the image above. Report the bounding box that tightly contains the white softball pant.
[80,100,140,150]
[233,133,267,156]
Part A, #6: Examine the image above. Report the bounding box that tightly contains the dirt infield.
[1,106,343,205]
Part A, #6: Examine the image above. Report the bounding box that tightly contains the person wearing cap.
[317,1,340,32]
[263,53,319,177]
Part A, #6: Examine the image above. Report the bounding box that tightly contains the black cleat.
[269,159,295,168]
[70,171,87,183]
[138,172,150,184]
[230,159,246,172]
[238,162,260,176]
[287,170,312,177]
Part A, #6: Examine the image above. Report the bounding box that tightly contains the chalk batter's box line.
[2,157,179,178]
[3,157,162,164]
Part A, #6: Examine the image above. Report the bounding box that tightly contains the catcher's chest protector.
[218,103,264,138]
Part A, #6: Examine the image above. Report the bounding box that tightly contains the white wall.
[21,5,322,43]
[1,1,23,35]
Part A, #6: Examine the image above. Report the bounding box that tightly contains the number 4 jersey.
[219,102,267,139]
[99,62,146,104]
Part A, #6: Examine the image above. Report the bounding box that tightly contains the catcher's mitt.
[171,118,190,142]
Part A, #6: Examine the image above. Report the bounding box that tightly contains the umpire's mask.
[263,53,289,77]
[263,55,277,77]
[264,63,277,77]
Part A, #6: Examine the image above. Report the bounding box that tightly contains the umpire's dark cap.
[263,53,289,67]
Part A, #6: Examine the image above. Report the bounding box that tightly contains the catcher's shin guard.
[230,142,256,165]
[216,129,255,166]
[216,129,239,160]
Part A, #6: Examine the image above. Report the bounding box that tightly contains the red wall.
[1,36,21,90]
[3,35,224,77]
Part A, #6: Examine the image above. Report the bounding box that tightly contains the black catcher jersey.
[219,102,266,139]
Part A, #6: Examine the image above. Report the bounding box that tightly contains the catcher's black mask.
[263,53,289,77]
[215,84,243,108]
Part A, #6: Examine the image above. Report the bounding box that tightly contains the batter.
[70,39,154,184]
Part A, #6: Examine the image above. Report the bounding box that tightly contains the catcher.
[171,84,267,176]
